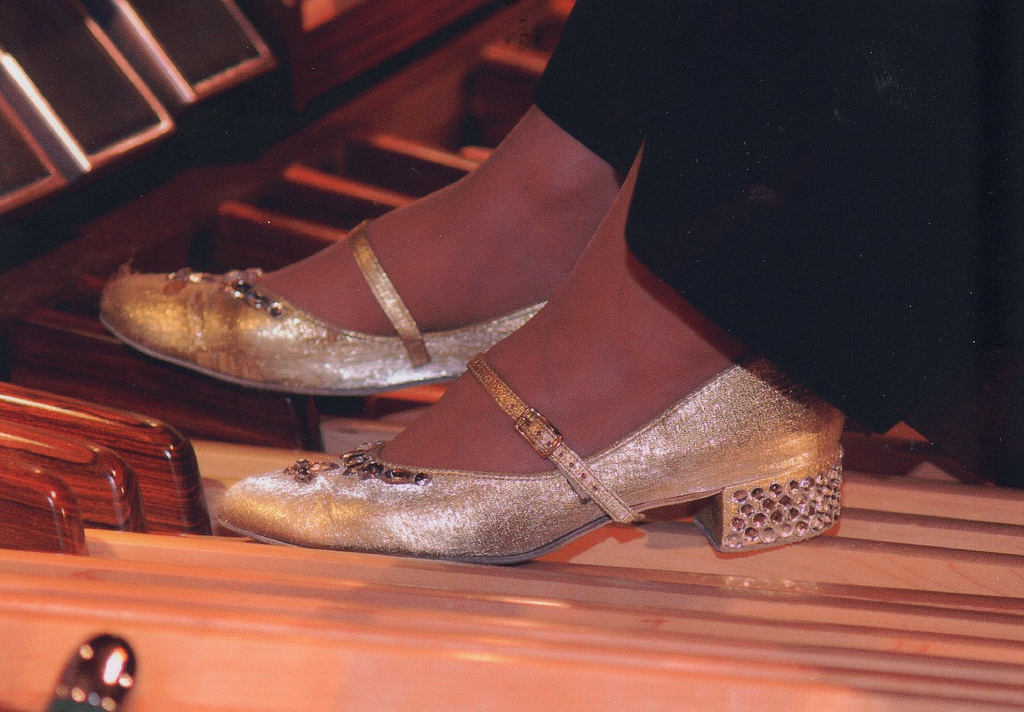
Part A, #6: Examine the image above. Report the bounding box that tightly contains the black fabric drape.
[534,0,1024,487]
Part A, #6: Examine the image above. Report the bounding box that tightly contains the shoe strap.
[349,220,430,367]
[468,354,642,524]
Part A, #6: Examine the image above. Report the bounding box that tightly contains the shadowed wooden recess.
[0,382,209,535]
[0,422,145,532]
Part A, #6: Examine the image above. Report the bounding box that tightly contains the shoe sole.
[100,314,460,397]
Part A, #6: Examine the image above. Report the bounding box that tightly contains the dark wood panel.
[0,463,86,554]
[0,378,209,535]
[0,422,145,532]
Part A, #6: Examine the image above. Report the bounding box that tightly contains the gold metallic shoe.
[99,221,542,395]
[218,355,845,563]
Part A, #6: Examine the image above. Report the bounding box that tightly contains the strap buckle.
[514,408,563,459]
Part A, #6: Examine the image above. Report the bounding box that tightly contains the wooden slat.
[329,131,479,195]
[0,467,85,555]
[269,164,414,226]
[195,440,1023,597]
[0,380,210,535]
[842,471,1024,526]
[85,530,1024,635]
[0,532,1017,710]
[4,612,999,712]
[459,145,493,163]
[539,521,1024,598]
[834,507,1024,555]
[0,550,1012,687]
[0,423,145,532]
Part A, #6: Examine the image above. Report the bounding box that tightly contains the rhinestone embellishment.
[284,447,432,486]
[718,462,842,550]
[341,445,431,486]
[166,268,283,316]
[695,458,844,553]
[285,458,341,483]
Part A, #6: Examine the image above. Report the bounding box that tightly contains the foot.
[257,106,622,334]
[381,151,746,473]
[218,156,845,559]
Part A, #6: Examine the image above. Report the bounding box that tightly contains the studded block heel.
[695,458,842,552]
[218,355,845,563]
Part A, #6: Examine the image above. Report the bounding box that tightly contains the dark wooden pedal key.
[0,463,86,555]
[0,380,210,535]
[0,422,145,532]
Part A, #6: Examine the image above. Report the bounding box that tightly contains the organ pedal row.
[0,1,1020,709]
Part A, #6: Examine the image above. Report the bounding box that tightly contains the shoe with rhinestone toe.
[99,220,543,395]
[217,354,845,563]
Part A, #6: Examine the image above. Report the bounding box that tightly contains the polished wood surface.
[0,422,145,532]
[0,464,85,555]
[0,382,209,535]
[0,483,1019,712]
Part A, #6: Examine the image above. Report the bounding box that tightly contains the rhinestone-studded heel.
[695,457,843,552]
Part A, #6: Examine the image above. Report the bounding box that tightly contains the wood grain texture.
[0,380,210,535]
[0,530,1016,711]
[6,306,323,451]
[0,422,144,532]
[0,465,85,555]
[6,528,1024,712]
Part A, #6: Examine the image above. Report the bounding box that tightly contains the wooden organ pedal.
[0,1,1020,710]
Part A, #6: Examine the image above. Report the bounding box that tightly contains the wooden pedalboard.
[0,1,1020,710]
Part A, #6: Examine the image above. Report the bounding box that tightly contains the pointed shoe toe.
[218,357,845,563]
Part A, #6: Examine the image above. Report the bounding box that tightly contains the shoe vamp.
[101,273,205,352]
[103,275,270,360]
[218,468,605,559]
